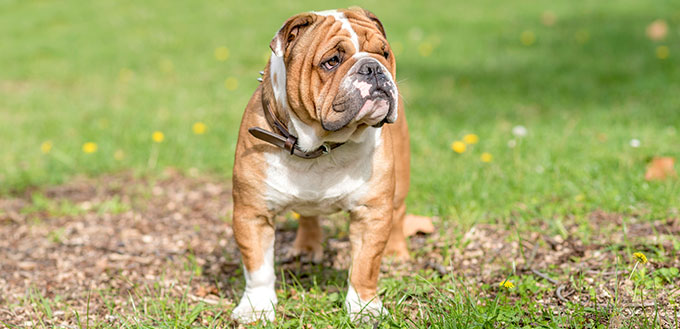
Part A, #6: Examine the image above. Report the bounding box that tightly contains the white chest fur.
[263,128,381,216]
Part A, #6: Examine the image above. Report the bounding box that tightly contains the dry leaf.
[645,156,676,181]
[195,285,209,297]
[403,214,435,237]
[646,19,668,41]
[195,285,217,297]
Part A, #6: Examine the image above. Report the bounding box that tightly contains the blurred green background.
[1,0,679,224]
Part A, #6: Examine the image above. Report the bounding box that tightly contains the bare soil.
[1,171,679,327]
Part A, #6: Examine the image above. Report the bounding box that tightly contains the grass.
[2,0,680,327]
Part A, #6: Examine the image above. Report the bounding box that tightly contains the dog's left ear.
[270,14,315,57]
[361,9,387,38]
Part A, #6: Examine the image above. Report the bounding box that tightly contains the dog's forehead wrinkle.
[313,9,360,52]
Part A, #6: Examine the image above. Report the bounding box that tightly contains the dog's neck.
[261,61,288,131]
[247,60,344,159]
[261,56,328,153]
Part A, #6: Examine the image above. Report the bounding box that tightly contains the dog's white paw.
[345,285,389,323]
[231,288,277,324]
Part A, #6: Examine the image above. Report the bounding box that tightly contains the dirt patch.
[1,171,679,327]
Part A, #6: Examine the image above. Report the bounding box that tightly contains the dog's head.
[267,7,398,151]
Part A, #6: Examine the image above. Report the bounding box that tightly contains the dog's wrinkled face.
[269,8,398,150]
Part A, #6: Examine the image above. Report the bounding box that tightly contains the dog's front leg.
[345,203,392,322]
[230,204,277,323]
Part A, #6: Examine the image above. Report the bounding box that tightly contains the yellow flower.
[114,149,125,161]
[633,252,648,264]
[214,46,230,61]
[418,41,433,57]
[82,142,98,154]
[463,133,479,144]
[480,152,493,162]
[118,68,134,83]
[499,280,515,289]
[656,46,670,60]
[520,30,535,46]
[192,122,207,135]
[224,77,238,91]
[152,131,165,143]
[451,141,466,153]
[159,58,174,73]
[574,29,590,44]
[291,212,301,220]
[40,141,52,154]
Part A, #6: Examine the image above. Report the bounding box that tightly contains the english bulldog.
[230,7,410,323]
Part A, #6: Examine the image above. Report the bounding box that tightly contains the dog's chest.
[263,138,377,216]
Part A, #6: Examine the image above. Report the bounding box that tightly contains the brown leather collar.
[248,96,344,159]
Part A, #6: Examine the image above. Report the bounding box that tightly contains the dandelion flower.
[152,131,165,143]
[481,152,493,163]
[114,149,125,161]
[520,31,535,46]
[408,27,424,41]
[82,142,98,154]
[656,45,670,60]
[192,122,207,135]
[633,252,648,264]
[499,280,515,289]
[629,138,641,148]
[41,141,52,154]
[418,41,433,57]
[512,125,528,137]
[214,46,230,61]
[224,77,238,91]
[118,68,134,83]
[451,141,466,153]
[629,251,649,280]
[291,212,301,220]
[463,133,479,144]
[574,29,590,44]
[159,58,174,73]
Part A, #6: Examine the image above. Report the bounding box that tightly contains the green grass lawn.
[2,0,679,220]
[2,0,680,327]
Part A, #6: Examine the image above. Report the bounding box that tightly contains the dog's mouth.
[323,68,398,132]
[369,90,392,128]
[327,90,394,131]
[371,117,389,128]
[369,88,389,100]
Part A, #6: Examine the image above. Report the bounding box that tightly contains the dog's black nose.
[357,62,384,77]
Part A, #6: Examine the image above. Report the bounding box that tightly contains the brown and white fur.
[230,7,410,323]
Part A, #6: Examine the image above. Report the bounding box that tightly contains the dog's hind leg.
[290,215,324,264]
[383,98,411,261]
[384,201,409,261]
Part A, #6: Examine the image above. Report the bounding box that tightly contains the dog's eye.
[322,56,341,70]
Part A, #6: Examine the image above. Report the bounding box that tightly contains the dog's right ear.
[270,14,315,57]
